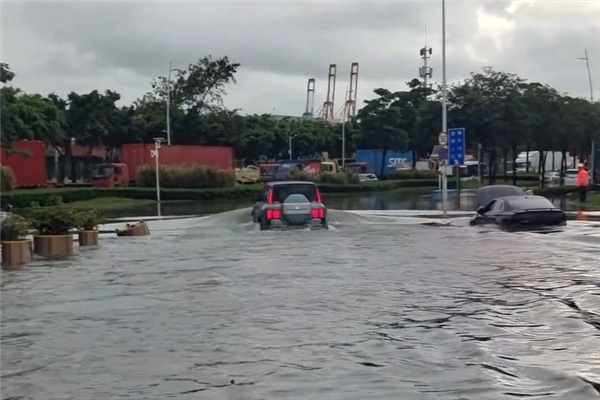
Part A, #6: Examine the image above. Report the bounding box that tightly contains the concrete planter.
[1,240,33,267]
[33,235,74,259]
[78,230,99,246]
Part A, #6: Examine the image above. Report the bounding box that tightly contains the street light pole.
[151,138,164,205]
[342,85,349,169]
[288,134,295,160]
[578,49,595,182]
[441,0,448,215]
[165,62,183,147]
[166,61,172,146]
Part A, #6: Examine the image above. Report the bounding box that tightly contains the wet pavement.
[2,194,600,399]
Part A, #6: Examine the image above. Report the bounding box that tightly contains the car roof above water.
[495,195,556,210]
[475,185,526,208]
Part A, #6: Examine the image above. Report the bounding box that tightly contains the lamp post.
[288,133,297,160]
[441,0,449,216]
[577,49,595,182]
[342,85,349,169]
[151,138,164,208]
[166,61,183,146]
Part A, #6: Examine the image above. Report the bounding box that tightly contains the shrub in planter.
[0,166,16,192]
[1,214,30,241]
[29,197,78,258]
[1,214,33,267]
[136,164,236,189]
[75,209,104,246]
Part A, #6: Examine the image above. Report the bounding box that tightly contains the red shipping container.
[121,144,235,182]
[1,140,47,188]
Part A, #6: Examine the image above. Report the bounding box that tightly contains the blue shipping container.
[355,149,413,175]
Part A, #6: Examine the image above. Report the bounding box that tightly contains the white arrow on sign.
[438,132,447,146]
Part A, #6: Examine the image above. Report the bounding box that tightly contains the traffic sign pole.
[438,132,448,214]
[448,127,466,209]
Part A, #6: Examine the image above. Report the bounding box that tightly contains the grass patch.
[581,193,600,210]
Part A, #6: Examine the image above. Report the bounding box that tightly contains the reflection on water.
[105,199,254,219]
[103,190,577,221]
[325,191,571,213]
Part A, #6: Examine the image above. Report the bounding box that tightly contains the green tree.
[357,88,409,175]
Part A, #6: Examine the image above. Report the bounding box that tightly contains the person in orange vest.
[576,163,589,202]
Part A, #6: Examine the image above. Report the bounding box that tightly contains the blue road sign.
[448,127,466,166]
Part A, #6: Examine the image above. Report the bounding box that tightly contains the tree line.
[2,57,599,180]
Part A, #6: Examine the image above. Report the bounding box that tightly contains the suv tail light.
[267,189,280,204]
[267,209,281,220]
[311,208,325,219]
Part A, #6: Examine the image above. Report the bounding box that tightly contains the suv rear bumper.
[262,219,328,231]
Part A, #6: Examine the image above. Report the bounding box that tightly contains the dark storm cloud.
[3,1,482,81]
[2,1,599,114]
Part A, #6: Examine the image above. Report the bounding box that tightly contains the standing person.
[576,163,589,202]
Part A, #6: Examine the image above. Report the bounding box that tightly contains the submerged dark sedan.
[470,186,567,229]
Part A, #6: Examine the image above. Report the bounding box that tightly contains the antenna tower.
[419,26,433,89]
[302,78,315,119]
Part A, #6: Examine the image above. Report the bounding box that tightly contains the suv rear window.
[272,184,318,203]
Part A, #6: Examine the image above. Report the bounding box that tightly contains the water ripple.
[1,210,599,399]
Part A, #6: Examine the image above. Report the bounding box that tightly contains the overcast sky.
[2,1,599,117]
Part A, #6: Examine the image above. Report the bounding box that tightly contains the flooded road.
[2,203,600,399]
[100,189,576,220]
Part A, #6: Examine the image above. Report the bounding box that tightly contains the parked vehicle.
[563,168,591,186]
[359,173,378,182]
[512,151,573,174]
[258,163,279,183]
[542,171,561,183]
[235,165,260,184]
[89,163,130,187]
[458,161,487,180]
[120,144,235,183]
[0,140,47,188]
[277,159,323,174]
[321,161,340,173]
[355,149,413,176]
[344,162,368,174]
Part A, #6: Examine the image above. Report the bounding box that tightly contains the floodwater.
[2,193,600,400]
[99,190,579,220]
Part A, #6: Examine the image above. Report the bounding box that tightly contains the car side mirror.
[477,206,485,215]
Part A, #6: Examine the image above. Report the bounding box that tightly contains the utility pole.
[578,49,596,183]
[441,0,448,216]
